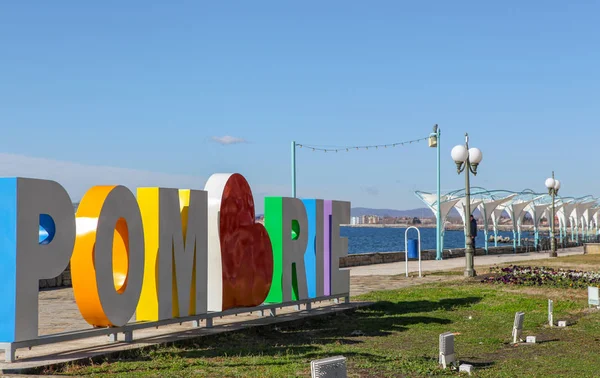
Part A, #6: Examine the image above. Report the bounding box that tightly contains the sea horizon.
[340,226,542,254]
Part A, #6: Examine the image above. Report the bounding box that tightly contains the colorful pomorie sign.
[0,173,350,343]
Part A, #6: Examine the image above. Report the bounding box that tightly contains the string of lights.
[296,136,429,152]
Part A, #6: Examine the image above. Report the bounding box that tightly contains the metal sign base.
[0,294,350,363]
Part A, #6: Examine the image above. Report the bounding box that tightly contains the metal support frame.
[124,331,133,343]
[0,293,349,363]
[493,225,498,247]
[404,226,422,277]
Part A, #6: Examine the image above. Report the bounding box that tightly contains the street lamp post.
[291,141,297,197]
[429,125,442,260]
[545,172,561,257]
[451,133,483,277]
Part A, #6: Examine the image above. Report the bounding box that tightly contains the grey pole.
[463,133,476,277]
[433,125,443,260]
[550,171,557,257]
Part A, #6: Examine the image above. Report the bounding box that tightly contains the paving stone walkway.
[350,247,583,277]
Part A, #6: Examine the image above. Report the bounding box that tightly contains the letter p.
[0,178,75,342]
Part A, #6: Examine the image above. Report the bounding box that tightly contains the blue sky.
[1,1,598,213]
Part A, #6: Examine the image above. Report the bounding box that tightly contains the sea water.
[341,227,520,254]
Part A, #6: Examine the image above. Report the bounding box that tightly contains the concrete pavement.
[350,246,584,276]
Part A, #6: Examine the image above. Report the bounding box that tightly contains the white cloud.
[0,153,344,214]
[0,153,207,201]
[211,135,247,145]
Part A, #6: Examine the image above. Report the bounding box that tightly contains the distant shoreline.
[342,224,434,228]
[342,224,551,232]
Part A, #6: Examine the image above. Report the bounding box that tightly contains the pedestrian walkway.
[350,247,584,277]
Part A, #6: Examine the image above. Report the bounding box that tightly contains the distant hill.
[352,207,479,218]
[71,202,469,219]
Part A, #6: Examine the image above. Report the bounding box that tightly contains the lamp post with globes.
[545,172,560,257]
[451,133,483,277]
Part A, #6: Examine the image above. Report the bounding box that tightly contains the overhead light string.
[296,136,429,153]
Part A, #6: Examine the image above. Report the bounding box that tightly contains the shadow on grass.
[536,338,559,344]
[420,356,496,370]
[46,296,483,376]
[368,296,482,315]
[114,296,483,365]
[459,359,495,369]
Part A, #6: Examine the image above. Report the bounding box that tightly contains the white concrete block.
[558,320,567,327]
[459,364,474,375]
[526,336,536,343]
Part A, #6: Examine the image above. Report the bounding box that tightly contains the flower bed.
[481,265,600,289]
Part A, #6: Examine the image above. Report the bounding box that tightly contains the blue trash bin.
[407,238,418,259]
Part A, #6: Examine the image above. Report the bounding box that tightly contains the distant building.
[351,215,381,224]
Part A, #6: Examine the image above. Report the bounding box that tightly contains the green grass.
[52,282,600,377]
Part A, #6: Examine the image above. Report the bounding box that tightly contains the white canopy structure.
[543,200,565,243]
[415,187,600,254]
[525,196,553,247]
[418,193,462,227]
[559,201,578,241]
[591,208,600,233]
[578,201,596,239]
[478,194,517,249]
[416,193,462,253]
[454,197,483,240]
[503,199,533,249]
